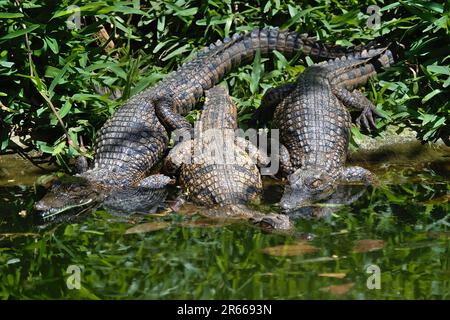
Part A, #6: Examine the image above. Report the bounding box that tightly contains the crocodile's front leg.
[235,137,270,167]
[340,166,379,186]
[332,87,381,131]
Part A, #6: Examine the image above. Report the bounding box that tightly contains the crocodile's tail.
[160,27,369,117]
[195,27,354,63]
[323,47,394,89]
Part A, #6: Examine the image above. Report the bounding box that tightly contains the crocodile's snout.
[34,200,49,212]
[280,200,295,211]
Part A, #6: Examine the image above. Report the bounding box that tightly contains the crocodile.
[165,85,292,231]
[34,28,368,219]
[34,174,171,223]
[252,48,394,212]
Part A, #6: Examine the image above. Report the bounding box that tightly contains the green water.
[0,144,449,299]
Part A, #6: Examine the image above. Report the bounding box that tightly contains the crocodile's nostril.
[34,201,46,211]
[280,202,291,210]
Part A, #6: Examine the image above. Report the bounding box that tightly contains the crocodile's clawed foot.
[356,106,381,132]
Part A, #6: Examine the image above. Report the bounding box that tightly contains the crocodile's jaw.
[34,177,104,223]
[280,184,313,212]
[280,170,335,213]
[35,197,98,223]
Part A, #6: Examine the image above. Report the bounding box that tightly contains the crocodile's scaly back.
[278,49,392,171]
[92,99,168,186]
[166,86,292,229]
[90,28,366,187]
[261,49,393,211]
[197,86,237,132]
[178,86,261,207]
[35,28,377,219]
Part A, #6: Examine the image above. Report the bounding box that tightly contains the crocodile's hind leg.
[154,97,192,141]
[279,144,295,176]
[163,140,193,175]
[340,166,379,186]
[249,83,296,127]
[75,156,89,173]
[138,174,175,188]
[332,87,381,131]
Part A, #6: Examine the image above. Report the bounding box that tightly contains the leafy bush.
[0,0,448,170]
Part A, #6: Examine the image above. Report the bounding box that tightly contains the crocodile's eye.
[70,185,82,193]
[52,180,62,189]
[309,179,323,189]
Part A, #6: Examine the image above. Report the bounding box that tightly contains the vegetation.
[0,0,449,170]
[0,1,449,299]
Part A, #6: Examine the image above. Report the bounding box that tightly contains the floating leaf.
[125,221,169,234]
[427,231,450,240]
[353,239,385,253]
[179,219,232,228]
[6,258,20,265]
[318,273,347,279]
[319,283,354,295]
[262,241,319,256]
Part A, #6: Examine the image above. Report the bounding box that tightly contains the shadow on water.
[0,143,449,299]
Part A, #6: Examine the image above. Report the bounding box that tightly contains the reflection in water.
[33,185,170,227]
[285,185,368,220]
[102,187,169,216]
[0,143,449,299]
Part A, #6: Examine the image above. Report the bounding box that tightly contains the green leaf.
[52,141,66,156]
[45,36,59,54]
[49,63,70,94]
[421,89,442,103]
[281,6,325,29]
[59,100,72,119]
[273,50,288,69]
[173,7,198,17]
[0,13,24,19]
[427,65,450,76]
[250,50,262,94]
[36,141,54,154]
[432,117,446,129]
[0,24,40,40]
[161,44,190,61]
